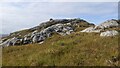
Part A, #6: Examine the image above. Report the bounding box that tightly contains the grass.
[2,32,119,66]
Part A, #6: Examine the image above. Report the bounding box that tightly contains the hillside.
[1,18,120,66]
[0,18,94,47]
[3,32,119,66]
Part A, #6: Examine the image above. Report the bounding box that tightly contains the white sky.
[0,0,119,34]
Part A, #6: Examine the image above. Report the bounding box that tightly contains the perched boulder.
[100,30,119,37]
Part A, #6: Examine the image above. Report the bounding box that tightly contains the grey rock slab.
[100,30,119,37]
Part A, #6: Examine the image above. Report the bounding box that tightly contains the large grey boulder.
[97,19,119,29]
[100,30,119,37]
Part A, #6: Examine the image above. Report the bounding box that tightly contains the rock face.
[100,30,119,37]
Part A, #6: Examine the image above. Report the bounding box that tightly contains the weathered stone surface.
[31,24,74,43]
[80,27,101,33]
[100,30,119,37]
[80,19,119,34]
[97,19,119,29]
[0,37,23,47]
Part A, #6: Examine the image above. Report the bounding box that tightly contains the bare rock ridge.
[0,18,93,47]
[0,18,119,47]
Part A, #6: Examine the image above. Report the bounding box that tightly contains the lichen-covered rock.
[100,30,119,37]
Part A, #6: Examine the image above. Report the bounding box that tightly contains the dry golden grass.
[2,32,119,66]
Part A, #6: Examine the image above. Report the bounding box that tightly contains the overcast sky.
[0,1,118,34]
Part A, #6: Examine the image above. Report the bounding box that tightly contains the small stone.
[38,41,44,44]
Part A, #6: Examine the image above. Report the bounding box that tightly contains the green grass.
[2,32,119,66]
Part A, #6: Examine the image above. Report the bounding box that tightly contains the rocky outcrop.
[31,24,74,43]
[1,18,119,47]
[100,30,119,37]
[0,23,74,47]
[96,19,119,29]
[29,18,90,31]
[2,18,90,47]
[80,19,119,37]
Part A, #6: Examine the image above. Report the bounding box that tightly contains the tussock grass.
[2,32,119,66]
